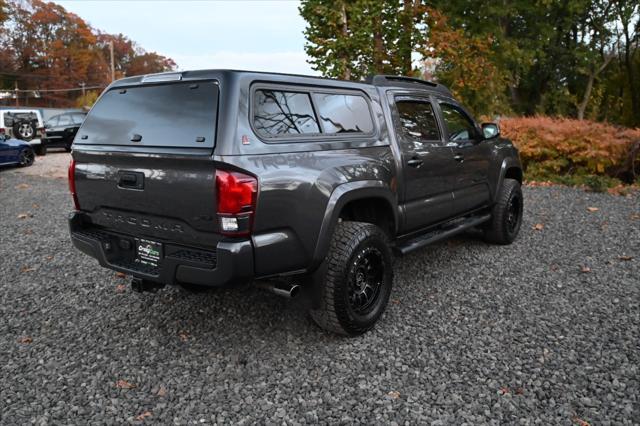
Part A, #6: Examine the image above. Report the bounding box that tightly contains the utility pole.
[109,41,115,82]
[80,82,86,98]
[14,81,19,107]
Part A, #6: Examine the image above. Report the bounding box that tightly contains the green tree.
[299,0,427,80]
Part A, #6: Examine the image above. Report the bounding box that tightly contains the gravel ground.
[0,159,639,425]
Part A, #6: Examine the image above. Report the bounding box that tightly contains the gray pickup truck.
[68,70,523,335]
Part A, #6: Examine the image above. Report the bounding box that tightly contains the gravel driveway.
[1,156,638,424]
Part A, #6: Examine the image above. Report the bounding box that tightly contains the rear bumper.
[68,212,254,287]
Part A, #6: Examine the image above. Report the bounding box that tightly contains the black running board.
[395,214,491,255]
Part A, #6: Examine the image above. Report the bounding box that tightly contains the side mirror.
[482,123,500,139]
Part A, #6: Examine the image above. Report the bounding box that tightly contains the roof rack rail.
[365,75,452,96]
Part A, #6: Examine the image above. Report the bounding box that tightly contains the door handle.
[117,171,144,189]
[407,158,424,168]
[130,134,142,142]
[453,153,464,162]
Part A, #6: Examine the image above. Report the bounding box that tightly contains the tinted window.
[254,90,320,137]
[72,114,86,125]
[313,93,373,134]
[396,101,440,141]
[58,115,72,126]
[440,104,477,141]
[78,81,218,147]
[4,112,37,127]
[46,116,59,127]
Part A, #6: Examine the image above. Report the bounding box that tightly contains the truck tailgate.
[74,150,219,248]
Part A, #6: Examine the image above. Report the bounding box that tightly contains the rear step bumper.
[68,212,254,288]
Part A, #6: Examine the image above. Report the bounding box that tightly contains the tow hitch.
[131,277,165,293]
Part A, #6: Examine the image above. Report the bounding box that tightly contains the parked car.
[0,109,46,155]
[68,70,523,336]
[43,112,86,153]
[0,133,35,167]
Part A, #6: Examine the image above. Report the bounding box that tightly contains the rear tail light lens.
[0,128,5,134]
[215,170,257,236]
[68,158,80,210]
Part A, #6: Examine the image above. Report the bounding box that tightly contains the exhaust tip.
[289,284,300,298]
[256,281,300,299]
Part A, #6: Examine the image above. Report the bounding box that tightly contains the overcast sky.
[55,0,318,75]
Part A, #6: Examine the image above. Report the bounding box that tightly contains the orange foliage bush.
[500,117,640,184]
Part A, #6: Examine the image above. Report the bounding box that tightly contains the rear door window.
[78,81,218,148]
[396,100,441,142]
[313,93,373,134]
[253,90,320,137]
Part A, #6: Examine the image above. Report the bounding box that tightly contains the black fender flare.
[492,156,522,201]
[309,180,398,271]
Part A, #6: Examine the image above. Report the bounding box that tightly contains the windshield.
[77,81,218,148]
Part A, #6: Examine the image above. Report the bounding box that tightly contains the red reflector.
[68,158,80,210]
[216,170,257,214]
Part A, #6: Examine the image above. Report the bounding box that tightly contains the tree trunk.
[399,0,413,75]
[340,3,351,80]
[373,14,384,74]
[577,56,613,120]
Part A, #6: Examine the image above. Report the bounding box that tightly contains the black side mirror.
[481,123,500,139]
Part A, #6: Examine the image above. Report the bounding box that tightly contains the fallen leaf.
[631,214,640,220]
[115,284,126,293]
[581,266,591,273]
[533,223,544,231]
[15,183,30,190]
[391,299,400,305]
[115,272,127,279]
[20,266,35,273]
[17,213,33,219]
[23,229,33,235]
[115,379,136,389]
[571,416,591,426]
[135,411,152,421]
[46,255,54,261]
[17,336,33,344]
[178,331,190,342]
[156,386,167,397]
[498,387,510,395]
[387,390,401,399]
[515,387,524,395]
[586,207,599,212]
[619,255,634,261]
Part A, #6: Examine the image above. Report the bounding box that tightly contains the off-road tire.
[13,121,36,141]
[309,221,393,336]
[484,178,523,245]
[18,149,35,167]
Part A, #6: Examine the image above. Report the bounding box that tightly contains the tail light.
[68,158,80,210]
[0,128,5,135]
[215,169,257,236]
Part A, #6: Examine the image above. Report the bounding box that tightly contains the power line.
[10,85,105,93]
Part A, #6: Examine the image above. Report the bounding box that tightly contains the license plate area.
[135,238,163,268]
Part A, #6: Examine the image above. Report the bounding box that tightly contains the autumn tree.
[423,8,508,116]
[0,0,176,107]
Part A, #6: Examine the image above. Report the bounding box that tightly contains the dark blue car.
[0,133,35,168]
